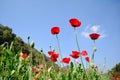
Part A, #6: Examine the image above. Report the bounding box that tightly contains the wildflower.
[69,18,81,27]
[61,58,70,64]
[32,67,37,72]
[50,57,58,62]
[81,50,88,56]
[48,51,59,62]
[51,53,59,58]
[21,49,29,58]
[48,51,55,56]
[51,26,60,35]
[51,53,59,60]
[89,33,100,40]
[85,57,90,62]
[21,53,28,59]
[113,75,119,80]
[70,51,80,59]
[39,64,44,69]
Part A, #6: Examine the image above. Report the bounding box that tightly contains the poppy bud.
[93,46,97,52]
[30,41,35,48]
[27,36,30,40]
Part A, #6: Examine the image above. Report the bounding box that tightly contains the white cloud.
[84,25,90,31]
[81,25,106,39]
[100,34,106,38]
[90,25,100,32]
[100,32,107,38]
[81,32,89,38]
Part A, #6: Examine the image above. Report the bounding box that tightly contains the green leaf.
[69,62,74,73]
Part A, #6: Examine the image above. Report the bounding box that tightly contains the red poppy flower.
[48,51,59,62]
[51,53,59,59]
[21,53,28,58]
[51,26,60,35]
[69,18,81,27]
[70,51,80,59]
[61,58,70,64]
[85,57,90,62]
[81,50,88,56]
[32,67,37,72]
[50,57,58,62]
[48,51,55,56]
[89,33,100,40]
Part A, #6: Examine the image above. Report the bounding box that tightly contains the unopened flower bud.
[27,36,30,40]
[93,46,97,52]
[40,48,43,53]
[30,41,35,48]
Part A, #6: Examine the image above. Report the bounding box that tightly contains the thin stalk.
[73,27,88,79]
[41,49,47,80]
[27,37,32,80]
[29,50,32,80]
[92,40,96,63]
[91,51,95,63]
[29,66,32,80]
[56,34,62,58]
[74,28,80,52]
[73,28,84,67]
[28,36,30,45]
[55,34,63,67]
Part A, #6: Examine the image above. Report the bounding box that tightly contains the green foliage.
[108,63,120,76]
[0,41,105,80]
[0,45,20,79]
[0,24,59,72]
[0,24,16,45]
[112,63,120,75]
[0,24,110,80]
[12,37,24,53]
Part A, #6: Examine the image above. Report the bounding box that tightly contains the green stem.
[74,28,80,52]
[29,50,32,80]
[92,40,96,63]
[74,28,84,66]
[92,51,95,63]
[28,38,33,80]
[29,66,32,80]
[56,34,63,67]
[56,34,62,58]
[73,27,88,79]
[28,36,30,45]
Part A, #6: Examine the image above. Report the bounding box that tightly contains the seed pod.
[93,46,97,52]
[28,36,30,40]
[30,41,35,48]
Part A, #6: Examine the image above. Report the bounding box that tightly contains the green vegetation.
[107,63,120,80]
[0,24,119,80]
[0,24,59,70]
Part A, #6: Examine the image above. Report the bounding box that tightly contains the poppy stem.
[74,27,88,78]
[92,40,96,63]
[56,34,63,67]
[92,51,95,63]
[27,37,33,80]
[49,46,52,51]
[74,28,80,52]
[56,34,62,57]
[28,36,30,45]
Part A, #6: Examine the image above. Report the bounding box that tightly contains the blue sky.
[0,0,120,71]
